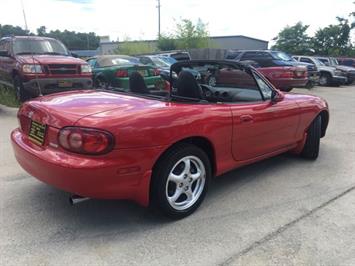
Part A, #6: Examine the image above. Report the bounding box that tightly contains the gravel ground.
[0,85,354,266]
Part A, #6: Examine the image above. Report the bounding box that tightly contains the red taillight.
[116,70,128,77]
[279,71,294,78]
[58,127,114,155]
[164,80,171,91]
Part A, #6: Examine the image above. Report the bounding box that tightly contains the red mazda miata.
[11,60,329,218]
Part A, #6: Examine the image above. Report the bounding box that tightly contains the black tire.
[94,76,109,89]
[301,115,322,160]
[319,73,330,86]
[150,144,211,219]
[305,81,314,89]
[13,75,31,102]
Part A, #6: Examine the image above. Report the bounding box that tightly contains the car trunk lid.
[18,90,163,130]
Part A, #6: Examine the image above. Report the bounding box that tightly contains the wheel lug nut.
[189,178,193,182]
[179,183,183,187]
[185,186,189,191]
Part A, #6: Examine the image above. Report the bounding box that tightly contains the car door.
[229,72,300,161]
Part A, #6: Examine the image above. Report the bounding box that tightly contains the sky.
[0,0,354,44]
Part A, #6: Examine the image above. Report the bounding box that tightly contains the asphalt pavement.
[0,85,354,266]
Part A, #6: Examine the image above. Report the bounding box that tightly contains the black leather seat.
[175,71,203,99]
[129,72,150,94]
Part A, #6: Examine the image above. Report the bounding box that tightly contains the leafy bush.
[0,85,20,107]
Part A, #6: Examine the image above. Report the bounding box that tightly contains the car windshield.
[330,58,339,65]
[13,39,69,55]
[271,51,294,61]
[314,58,325,66]
[150,57,170,68]
[160,56,177,65]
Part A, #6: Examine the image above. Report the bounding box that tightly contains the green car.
[87,55,165,90]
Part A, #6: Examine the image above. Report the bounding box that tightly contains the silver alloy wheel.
[165,155,206,211]
[319,75,328,86]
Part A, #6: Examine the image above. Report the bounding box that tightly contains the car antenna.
[21,0,43,97]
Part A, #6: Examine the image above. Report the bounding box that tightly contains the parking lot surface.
[1,85,355,266]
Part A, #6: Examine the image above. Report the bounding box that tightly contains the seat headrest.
[175,71,203,99]
[129,72,150,94]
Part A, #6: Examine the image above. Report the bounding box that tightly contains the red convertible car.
[11,60,329,218]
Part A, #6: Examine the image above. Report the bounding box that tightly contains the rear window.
[97,56,139,67]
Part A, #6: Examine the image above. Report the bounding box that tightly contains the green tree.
[157,33,177,51]
[311,17,354,56]
[37,26,47,36]
[175,19,210,49]
[115,38,156,55]
[272,22,312,55]
[0,24,30,38]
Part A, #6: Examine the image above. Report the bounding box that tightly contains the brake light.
[164,80,171,91]
[279,71,294,78]
[58,127,114,155]
[116,70,128,77]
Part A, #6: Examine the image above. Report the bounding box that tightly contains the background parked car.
[317,57,355,84]
[226,50,311,92]
[0,36,93,102]
[87,55,165,90]
[293,56,347,86]
[137,55,172,81]
[157,51,191,62]
[337,57,355,68]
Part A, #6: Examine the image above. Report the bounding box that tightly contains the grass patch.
[0,85,20,108]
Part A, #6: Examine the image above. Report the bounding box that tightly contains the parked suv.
[226,50,318,91]
[337,58,355,68]
[293,56,347,86]
[0,36,93,101]
[316,56,355,84]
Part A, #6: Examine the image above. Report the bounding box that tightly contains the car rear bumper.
[11,128,165,206]
[23,77,93,96]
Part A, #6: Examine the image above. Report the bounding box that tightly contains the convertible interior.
[113,62,267,103]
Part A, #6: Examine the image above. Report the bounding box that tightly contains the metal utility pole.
[157,0,161,37]
[20,0,28,31]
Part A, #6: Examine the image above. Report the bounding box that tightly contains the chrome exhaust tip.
[69,195,90,205]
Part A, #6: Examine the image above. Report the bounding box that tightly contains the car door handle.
[240,115,254,123]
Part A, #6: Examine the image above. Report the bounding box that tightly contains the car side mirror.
[0,50,10,57]
[271,90,284,103]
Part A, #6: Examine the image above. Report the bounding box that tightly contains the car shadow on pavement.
[18,152,322,239]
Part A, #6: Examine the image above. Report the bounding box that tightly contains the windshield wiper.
[15,52,40,55]
[42,52,67,56]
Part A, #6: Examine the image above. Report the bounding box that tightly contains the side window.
[240,52,256,60]
[254,74,273,100]
[205,66,263,102]
[344,60,353,66]
[300,57,313,64]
